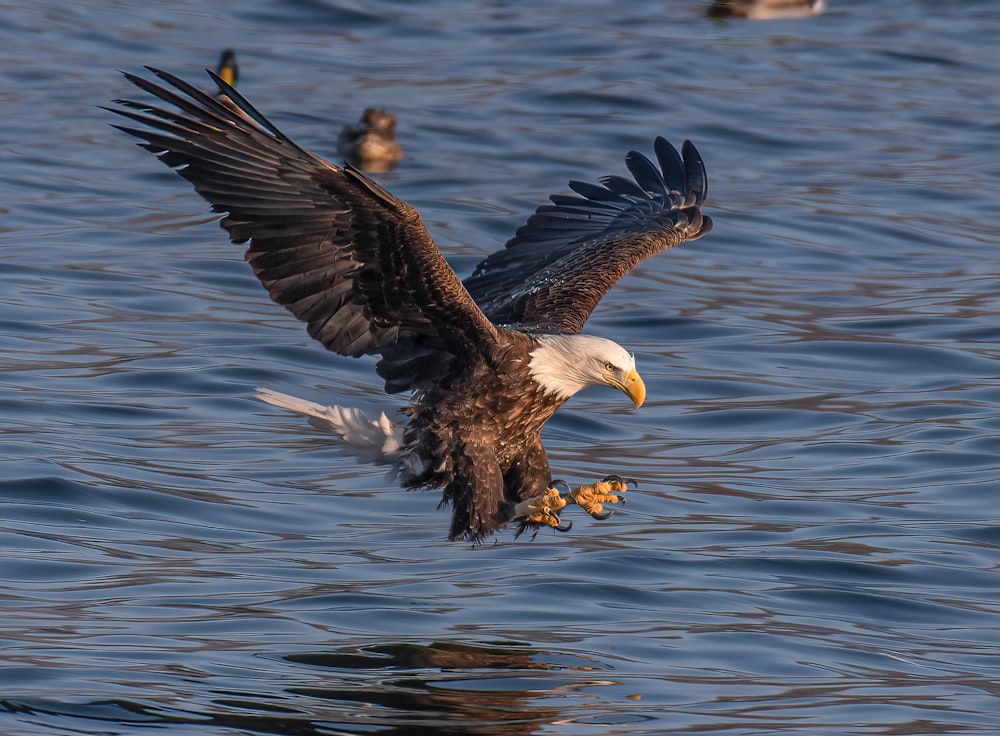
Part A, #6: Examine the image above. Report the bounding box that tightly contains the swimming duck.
[337,107,403,173]
[707,0,825,19]
[216,49,239,88]
[212,49,257,127]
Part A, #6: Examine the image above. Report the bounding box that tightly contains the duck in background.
[211,49,258,127]
[707,0,825,20]
[337,107,404,173]
[216,49,239,88]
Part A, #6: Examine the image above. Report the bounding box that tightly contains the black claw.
[589,508,616,521]
[554,517,573,532]
[549,479,571,494]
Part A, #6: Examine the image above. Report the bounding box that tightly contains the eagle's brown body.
[400,330,563,538]
[110,67,711,540]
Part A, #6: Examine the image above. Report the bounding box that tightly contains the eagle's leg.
[511,480,573,532]
[510,476,634,533]
[569,475,634,520]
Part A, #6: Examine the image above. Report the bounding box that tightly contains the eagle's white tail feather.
[255,387,407,468]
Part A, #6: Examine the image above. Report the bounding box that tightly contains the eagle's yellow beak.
[610,367,645,408]
[625,367,646,408]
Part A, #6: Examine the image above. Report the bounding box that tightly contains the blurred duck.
[211,49,257,127]
[337,107,403,173]
[216,49,239,88]
[707,0,825,19]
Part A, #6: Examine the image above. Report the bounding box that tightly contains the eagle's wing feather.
[110,68,498,393]
[463,137,712,334]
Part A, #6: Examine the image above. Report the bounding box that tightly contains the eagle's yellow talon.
[570,478,630,519]
[512,477,630,533]
[522,487,569,528]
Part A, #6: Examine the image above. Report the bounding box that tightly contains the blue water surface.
[1,1,997,734]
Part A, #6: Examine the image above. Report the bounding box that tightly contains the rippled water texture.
[1,1,998,734]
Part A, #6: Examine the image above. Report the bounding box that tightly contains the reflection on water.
[1,0,998,734]
[290,643,576,735]
[2,643,599,735]
[286,640,578,670]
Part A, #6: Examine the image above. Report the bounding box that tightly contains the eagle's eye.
[604,361,615,372]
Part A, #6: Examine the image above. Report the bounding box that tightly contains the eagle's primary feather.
[109,67,712,540]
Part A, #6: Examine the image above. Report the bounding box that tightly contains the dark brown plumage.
[109,67,712,540]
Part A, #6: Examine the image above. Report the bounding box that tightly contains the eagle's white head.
[529,334,646,407]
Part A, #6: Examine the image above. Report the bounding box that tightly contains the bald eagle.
[109,68,713,541]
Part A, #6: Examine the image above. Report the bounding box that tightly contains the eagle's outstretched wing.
[463,137,712,334]
[110,68,498,393]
